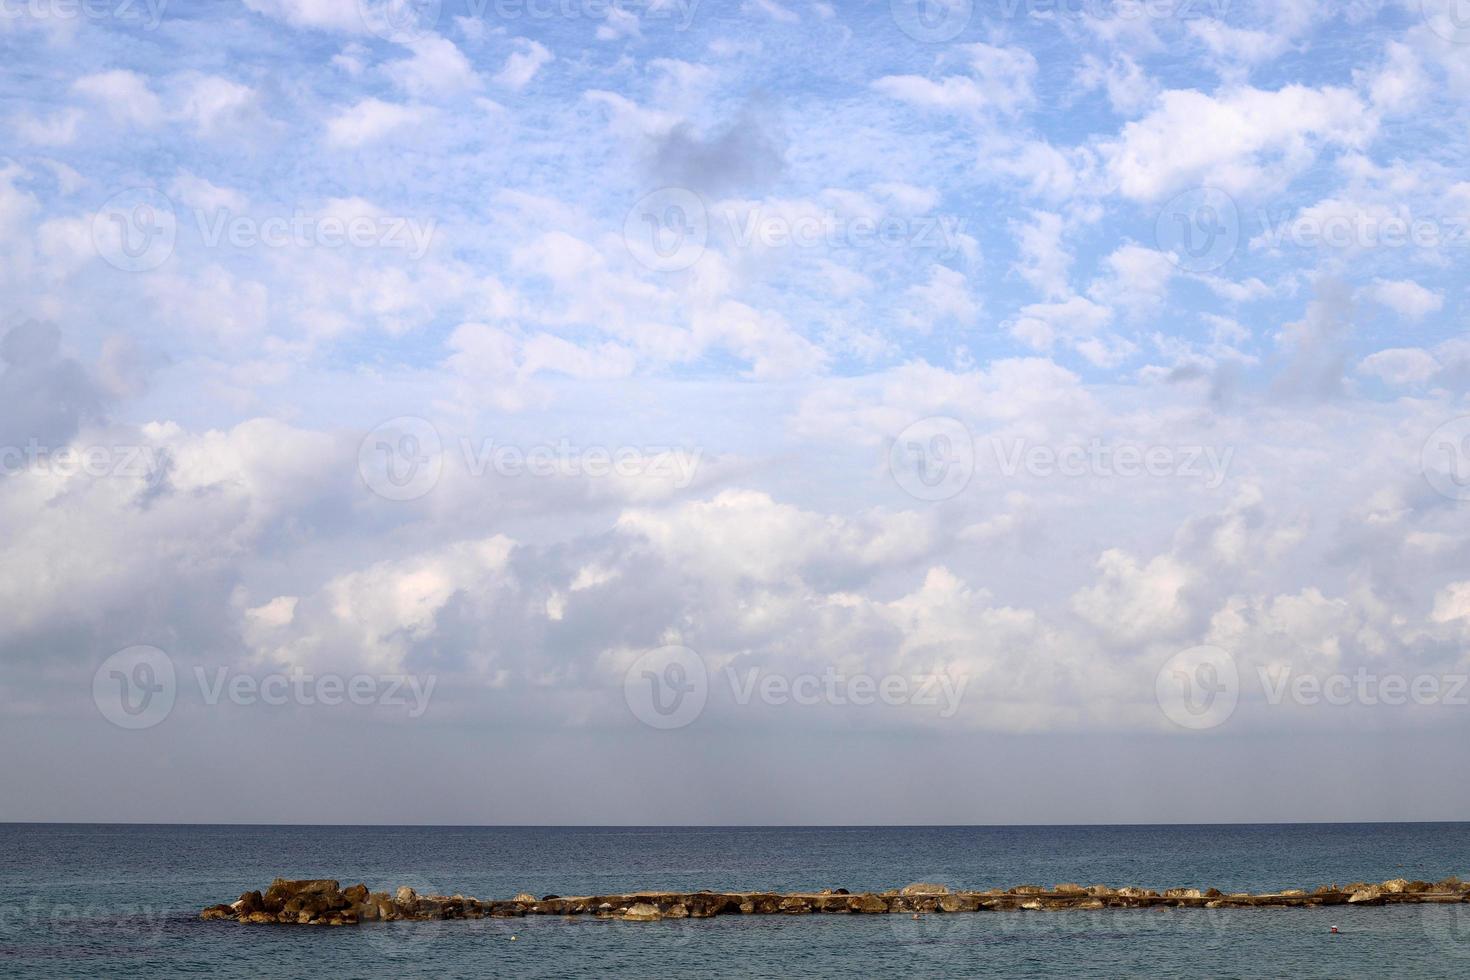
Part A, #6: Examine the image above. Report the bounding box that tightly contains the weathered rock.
[850,894,890,914]
[202,875,1470,926]
[900,882,950,896]
[622,903,663,922]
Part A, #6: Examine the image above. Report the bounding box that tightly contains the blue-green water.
[4,824,1470,977]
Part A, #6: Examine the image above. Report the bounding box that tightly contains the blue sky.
[4,0,1470,822]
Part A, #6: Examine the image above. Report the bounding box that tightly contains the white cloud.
[1362,278,1443,320]
[325,98,425,147]
[73,70,164,126]
[1103,85,1373,202]
[494,39,553,91]
[387,35,482,98]
[872,43,1037,116]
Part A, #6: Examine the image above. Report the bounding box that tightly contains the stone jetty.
[202,876,1470,925]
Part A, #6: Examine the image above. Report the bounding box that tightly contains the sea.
[4,823,1470,977]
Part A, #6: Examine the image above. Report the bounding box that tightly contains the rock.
[900,882,950,896]
[1053,884,1087,895]
[1382,878,1410,894]
[1019,899,1044,911]
[1405,881,1432,894]
[622,903,663,922]
[343,884,368,905]
[939,894,979,913]
[664,903,690,918]
[778,897,813,913]
[1086,885,1115,897]
[849,894,890,914]
[201,904,234,921]
[1348,886,1384,905]
[1164,889,1203,899]
[1078,899,1106,910]
[236,891,265,914]
[395,886,417,906]
[1009,885,1045,895]
[738,901,755,914]
[513,893,537,903]
[242,911,275,924]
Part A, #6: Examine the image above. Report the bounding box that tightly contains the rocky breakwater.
[202,876,1470,925]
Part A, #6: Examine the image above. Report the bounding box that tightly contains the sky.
[3,0,1470,824]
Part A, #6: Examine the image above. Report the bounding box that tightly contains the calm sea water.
[4,823,1470,978]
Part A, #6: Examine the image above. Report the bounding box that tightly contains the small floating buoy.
[510,935,518,941]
